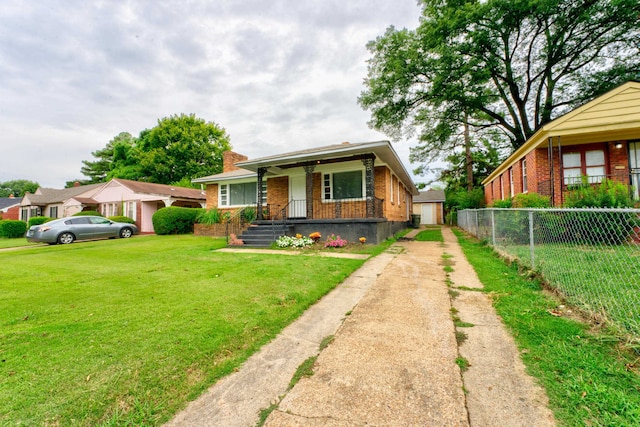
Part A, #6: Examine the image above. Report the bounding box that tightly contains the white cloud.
[0,0,427,188]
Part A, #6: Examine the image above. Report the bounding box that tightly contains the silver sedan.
[26,216,139,244]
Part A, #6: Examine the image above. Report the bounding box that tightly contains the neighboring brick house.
[483,81,640,206]
[19,179,205,233]
[193,141,419,243]
[0,196,21,220]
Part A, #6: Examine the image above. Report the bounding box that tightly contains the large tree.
[0,179,40,197]
[360,0,640,178]
[81,132,137,183]
[135,114,231,184]
[80,114,231,185]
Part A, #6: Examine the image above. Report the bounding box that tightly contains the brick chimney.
[223,151,249,173]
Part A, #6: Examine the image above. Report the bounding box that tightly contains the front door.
[289,175,306,218]
[630,141,640,200]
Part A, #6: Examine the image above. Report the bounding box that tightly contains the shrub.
[152,207,201,235]
[0,220,28,238]
[561,179,638,245]
[565,178,635,209]
[28,216,53,227]
[242,206,257,223]
[196,208,221,225]
[512,193,551,208]
[492,199,513,208]
[108,216,135,224]
[73,210,103,217]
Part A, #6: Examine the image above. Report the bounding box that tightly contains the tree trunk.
[464,114,473,191]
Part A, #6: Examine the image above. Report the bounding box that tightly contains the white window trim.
[509,168,514,197]
[218,180,260,208]
[322,169,366,202]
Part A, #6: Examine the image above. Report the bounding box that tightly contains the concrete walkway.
[166,227,555,426]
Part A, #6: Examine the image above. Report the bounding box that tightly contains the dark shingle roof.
[414,189,445,203]
[0,197,20,210]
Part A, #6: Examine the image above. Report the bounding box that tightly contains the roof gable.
[543,81,640,136]
[483,81,640,185]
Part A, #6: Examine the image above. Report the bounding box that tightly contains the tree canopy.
[80,114,232,185]
[359,0,640,179]
[0,179,40,197]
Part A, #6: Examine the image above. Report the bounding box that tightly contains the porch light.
[615,143,623,149]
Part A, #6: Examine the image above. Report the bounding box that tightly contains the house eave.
[236,140,419,195]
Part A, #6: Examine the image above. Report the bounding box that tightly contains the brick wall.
[266,176,289,208]
[222,151,249,173]
[608,141,630,183]
[205,184,218,209]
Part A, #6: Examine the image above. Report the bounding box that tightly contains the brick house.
[0,196,21,220]
[483,81,640,206]
[192,141,419,244]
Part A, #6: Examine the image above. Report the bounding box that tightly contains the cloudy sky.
[0,0,426,188]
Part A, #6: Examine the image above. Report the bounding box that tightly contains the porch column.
[361,157,375,217]
[257,167,267,219]
[304,165,315,219]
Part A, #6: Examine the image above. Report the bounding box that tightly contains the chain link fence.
[458,208,640,337]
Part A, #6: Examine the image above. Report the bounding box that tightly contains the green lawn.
[0,235,366,426]
[454,229,640,426]
[499,242,640,335]
[414,227,444,242]
[0,237,40,249]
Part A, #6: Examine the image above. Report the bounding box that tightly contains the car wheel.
[120,227,133,238]
[58,232,75,244]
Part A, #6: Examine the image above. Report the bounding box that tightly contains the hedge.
[108,216,136,224]
[152,207,203,235]
[0,220,28,238]
[28,216,53,228]
[73,211,103,217]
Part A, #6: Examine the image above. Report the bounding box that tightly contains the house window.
[562,149,606,185]
[323,170,364,200]
[49,206,58,218]
[219,182,257,206]
[126,201,136,220]
[389,173,394,203]
[102,203,119,217]
[522,158,528,193]
[509,168,514,197]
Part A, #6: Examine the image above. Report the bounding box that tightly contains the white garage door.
[421,204,435,225]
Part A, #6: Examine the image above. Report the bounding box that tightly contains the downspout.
[557,136,563,206]
[548,137,555,206]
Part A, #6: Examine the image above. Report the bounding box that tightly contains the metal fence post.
[474,209,479,237]
[528,210,535,270]
[491,209,496,246]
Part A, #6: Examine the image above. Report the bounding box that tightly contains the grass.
[453,229,640,426]
[505,242,640,335]
[0,237,40,249]
[0,235,366,426]
[414,227,444,242]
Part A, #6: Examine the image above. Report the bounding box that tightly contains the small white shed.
[412,189,445,225]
